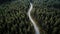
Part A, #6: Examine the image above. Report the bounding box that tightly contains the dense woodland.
[0,0,35,34]
[0,0,60,34]
[31,0,60,34]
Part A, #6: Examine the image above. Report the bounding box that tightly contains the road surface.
[27,3,40,34]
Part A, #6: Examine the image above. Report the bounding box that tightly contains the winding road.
[27,3,40,34]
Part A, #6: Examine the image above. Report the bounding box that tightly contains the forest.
[0,0,35,34]
[31,0,60,34]
[0,0,60,34]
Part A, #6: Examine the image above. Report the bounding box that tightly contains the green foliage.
[0,0,60,34]
[31,0,60,34]
[0,0,35,34]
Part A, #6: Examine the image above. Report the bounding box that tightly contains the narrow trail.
[27,3,40,34]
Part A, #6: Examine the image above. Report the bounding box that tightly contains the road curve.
[27,3,40,34]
